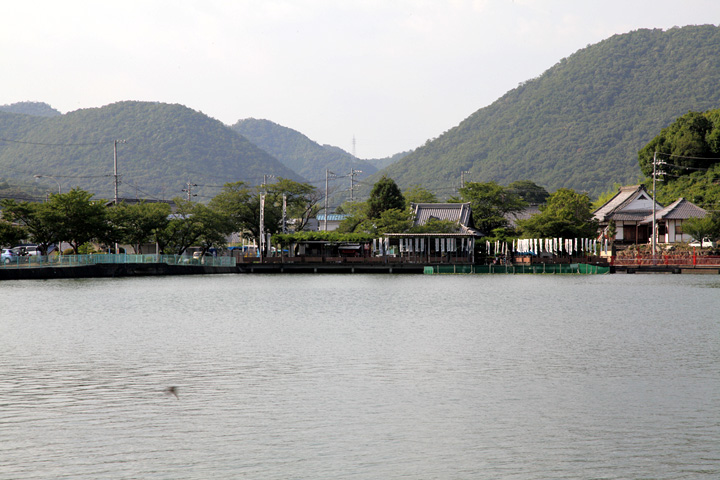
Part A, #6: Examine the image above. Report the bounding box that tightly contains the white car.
[689,237,715,248]
[2,248,17,264]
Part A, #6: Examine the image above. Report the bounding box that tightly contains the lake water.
[1,273,718,479]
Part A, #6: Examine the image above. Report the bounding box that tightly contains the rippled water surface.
[1,273,719,479]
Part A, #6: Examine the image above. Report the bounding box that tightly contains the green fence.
[1,254,236,268]
[425,263,610,275]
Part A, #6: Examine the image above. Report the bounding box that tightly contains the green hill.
[0,101,303,201]
[231,118,379,183]
[0,101,61,117]
[378,25,720,198]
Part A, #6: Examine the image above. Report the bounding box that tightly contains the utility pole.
[182,181,198,201]
[349,168,362,202]
[282,194,287,234]
[113,139,126,205]
[259,193,266,261]
[113,139,126,256]
[324,169,335,231]
[651,151,666,264]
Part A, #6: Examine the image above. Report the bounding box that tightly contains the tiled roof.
[409,202,483,236]
[593,185,662,222]
[411,202,472,227]
[640,198,707,224]
[507,205,541,227]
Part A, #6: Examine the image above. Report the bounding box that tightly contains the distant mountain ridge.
[378,25,720,198]
[0,101,302,200]
[0,101,61,117]
[231,118,379,183]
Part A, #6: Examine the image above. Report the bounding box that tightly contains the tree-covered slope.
[638,108,720,208]
[379,25,720,198]
[231,118,378,183]
[0,102,61,117]
[0,101,302,201]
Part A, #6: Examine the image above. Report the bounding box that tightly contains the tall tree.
[48,189,109,254]
[367,176,405,219]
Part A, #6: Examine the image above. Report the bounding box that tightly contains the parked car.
[2,248,17,264]
[689,237,715,248]
[12,245,42,256]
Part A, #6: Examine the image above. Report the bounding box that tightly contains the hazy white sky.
[3,1,719,158]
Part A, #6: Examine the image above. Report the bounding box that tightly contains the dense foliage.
[452,181,526,234]
[0,101,302,202]
[367,176,405,219]
[377,25,720,198]
[273,231,375,244]
[209,178,320,243]
[516,189,598,238]
[636,109,720,210]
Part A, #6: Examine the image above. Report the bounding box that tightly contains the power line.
[0,137,110,147]
[656,151,720,161]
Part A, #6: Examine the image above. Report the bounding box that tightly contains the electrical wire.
[0,137,110,147]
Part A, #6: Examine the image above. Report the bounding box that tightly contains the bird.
[164,386,179,399]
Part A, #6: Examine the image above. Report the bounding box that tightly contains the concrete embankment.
[4,262,718,280]
[0,263,239,280]
[0,262,424,280]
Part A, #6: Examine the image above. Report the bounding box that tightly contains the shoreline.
[2,262,718,280]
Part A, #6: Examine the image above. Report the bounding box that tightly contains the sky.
[3,0,720,159]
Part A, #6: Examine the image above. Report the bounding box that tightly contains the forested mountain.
[231,118,379,183]
[0,102,61,117]
[365,150,411,171]
[0,102,302,201]
[378,25,720,198]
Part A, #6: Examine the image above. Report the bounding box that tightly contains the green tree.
[354,208,413,235]
[517,188,598,238]
[507,180,549,204]
[454,181,527,234]
[210,178,318,243]
[107,201,172,254]
[194,204,233,255]
[0,218,26,248]
[404,184,437,206]
[47,188,109,254]
[336,201,369,233]
[683,214,720,243]
[156,199,208,255]
[367,176,405,219]
[266,178,320,232]
[638,110,719,177]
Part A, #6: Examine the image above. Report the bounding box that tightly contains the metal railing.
[613,254,720,266]
[1,254,236,268]
[426,263,610,275]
